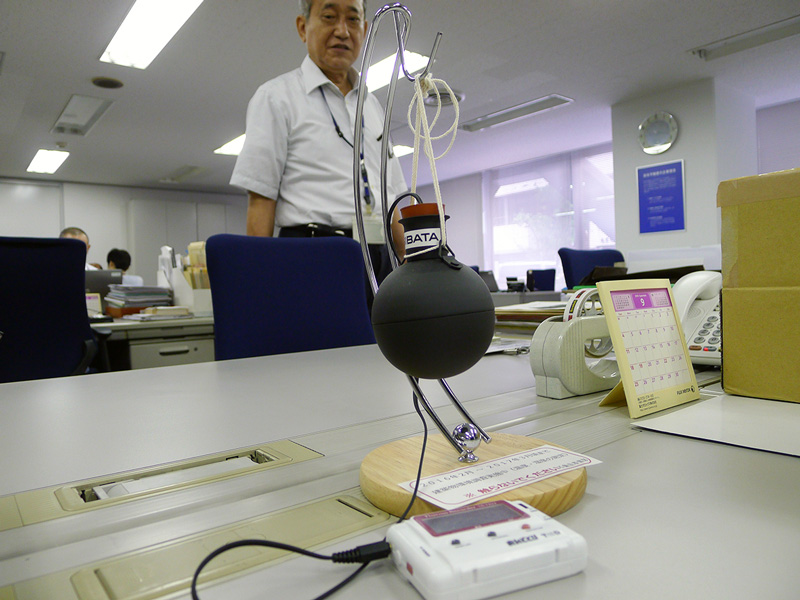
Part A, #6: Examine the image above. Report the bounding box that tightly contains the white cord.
[404,74,460,259]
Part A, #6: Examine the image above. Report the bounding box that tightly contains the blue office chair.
[206,234,376,361]
[558,247,625,289]
[0,236,101,383]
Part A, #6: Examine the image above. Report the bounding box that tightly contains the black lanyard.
[319,87,373,207]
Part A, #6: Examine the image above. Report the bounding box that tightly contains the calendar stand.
[596,279,700,418]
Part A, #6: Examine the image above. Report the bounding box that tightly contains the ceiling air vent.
[423,85,465,107]
[159,165,205,184]
[51,94,112,136]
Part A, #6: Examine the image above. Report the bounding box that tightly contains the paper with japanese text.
[399,445,601,510]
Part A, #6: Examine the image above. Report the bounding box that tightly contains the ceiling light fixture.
[367,51,429,92]
[460,94,574,132]
[100,0,205,69]
[27,150,70,174]
[689,14,800,61]
[214,134,245,156]
[215,133,411,160]
[392,145,414,158]
[51,94,113,136]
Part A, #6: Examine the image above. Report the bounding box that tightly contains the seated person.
[107,248,131,272]
[59,226,97,270]
[107,248,143,286]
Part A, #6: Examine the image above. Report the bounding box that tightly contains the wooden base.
[359,432,586,517]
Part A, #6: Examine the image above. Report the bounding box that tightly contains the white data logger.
[386,500,587,600]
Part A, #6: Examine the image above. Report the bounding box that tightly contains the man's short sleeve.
[229,82,291,200]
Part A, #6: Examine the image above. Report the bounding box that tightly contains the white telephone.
[672,270,723,366]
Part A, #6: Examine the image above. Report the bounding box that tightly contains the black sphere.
[371,257,495,379]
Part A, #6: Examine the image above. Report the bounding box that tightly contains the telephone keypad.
[686,301,721,365]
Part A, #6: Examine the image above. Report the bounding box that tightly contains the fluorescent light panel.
[100,0,204,69]
[214,51,428,155]
[27,150,69,174]
[690,14,800,61]
[215,134,411,159]
[214,134,245,156]
[461,94,573,132]
[392,145,414,158]
[367,51,429,92]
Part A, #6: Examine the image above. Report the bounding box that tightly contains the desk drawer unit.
[129,336,215,368]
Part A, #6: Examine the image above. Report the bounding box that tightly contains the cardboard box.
[717,168,800,403]
[721,288,800,402]
[717,168,800,289]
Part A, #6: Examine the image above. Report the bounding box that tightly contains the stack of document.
[105,285,172,309]
[495,301,567,325]
[122,306,193,321]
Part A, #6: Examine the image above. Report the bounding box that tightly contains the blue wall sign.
[637,160,685,234]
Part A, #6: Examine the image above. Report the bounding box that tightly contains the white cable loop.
[404,74,460,260]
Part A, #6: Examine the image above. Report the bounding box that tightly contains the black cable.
[189,539,390,600]
[312,562,370,600]
[396,386,429,523]
[312,399,430,600]
[189,382,432,599]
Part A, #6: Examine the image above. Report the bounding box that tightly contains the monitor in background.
[85,269,123,311]
[478,270,499,292]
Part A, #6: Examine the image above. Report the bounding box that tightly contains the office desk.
[0,345,797,599]
[92,316,215,369]
[491,290,562,306]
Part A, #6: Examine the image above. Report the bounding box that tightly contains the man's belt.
[279,223,353,238]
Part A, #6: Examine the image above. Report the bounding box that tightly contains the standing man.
[230,0,407,283]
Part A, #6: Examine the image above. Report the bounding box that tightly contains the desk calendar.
[597,279,699,418]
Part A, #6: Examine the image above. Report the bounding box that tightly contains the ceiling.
[1,1,799,195]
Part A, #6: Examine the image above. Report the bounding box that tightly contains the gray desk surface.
[0,344,529,496]
[491,290,562,306]
[0,345,797,599]
[227,432,799,600]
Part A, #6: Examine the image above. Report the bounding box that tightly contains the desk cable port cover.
[191,391,431,600]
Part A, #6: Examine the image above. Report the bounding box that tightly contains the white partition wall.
[0,180,62,238]
[128,199,170,285]
[62,183,129,268]
[1,178,245,285]
[166,201,199,260]
[198,203,227,242]
[225,202,247,236]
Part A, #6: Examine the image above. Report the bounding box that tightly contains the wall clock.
[638,111,678,154]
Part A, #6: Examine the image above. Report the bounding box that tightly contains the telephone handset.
[672,271,723,366]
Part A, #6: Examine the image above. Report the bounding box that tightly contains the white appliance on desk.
[530,271,723,398]
[672,271,722,366]
[387,499,587,600]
